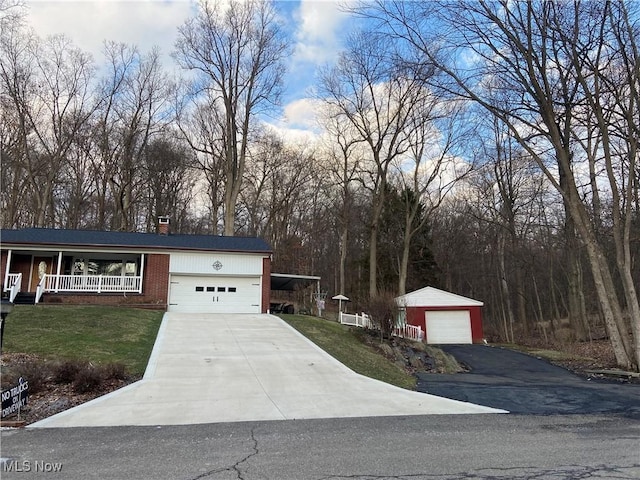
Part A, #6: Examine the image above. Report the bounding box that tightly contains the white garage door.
[168,275,262,313]
[425,310,472,344]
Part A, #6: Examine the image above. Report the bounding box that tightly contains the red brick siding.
[0,251,6,289]
[40,293,165,309]
[262,256,271,313]
[3,254,31,291]
[142,254,170,305]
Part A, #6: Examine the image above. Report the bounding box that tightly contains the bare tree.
[318,31,434,298]
[239,132,317,254]
[175,88,228,234]
[0,0,25,30]
[393,96,469,295]
[318,111,362,296]
[141,134,198,233]
[0,27,95,227]
[94,43,171,231]
[362,0,640,369]
[174,0,288,235]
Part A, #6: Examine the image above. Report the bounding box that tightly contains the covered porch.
[3,250,145,304]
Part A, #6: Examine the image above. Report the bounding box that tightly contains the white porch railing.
[35,277,46,304]
[339,311,424,342]
[33,274,143,303]
[43,274,142,293]
[5,273,22,302]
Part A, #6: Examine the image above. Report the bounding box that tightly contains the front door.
[30,256,53,291]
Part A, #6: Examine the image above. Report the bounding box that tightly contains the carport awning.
[271,273,320,291]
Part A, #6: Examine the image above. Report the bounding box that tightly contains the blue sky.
[24,0,357,134]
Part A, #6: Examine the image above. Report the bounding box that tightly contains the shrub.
[11,359,50,395]
[72,364,103,394]
[52,360,83,384]
[366,290,401,341]
[0,367,19,390]
[101,362,127,381]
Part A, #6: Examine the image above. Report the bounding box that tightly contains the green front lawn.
[2,305,163,376]
[279,314,416,389]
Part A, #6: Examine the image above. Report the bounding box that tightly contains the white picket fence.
[339,312,424,342]
[339,312,374,329]
[392,324,424,342]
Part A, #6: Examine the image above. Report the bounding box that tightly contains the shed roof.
[270,273,321,291]
[0,228,271,254]
[396,286,484,307]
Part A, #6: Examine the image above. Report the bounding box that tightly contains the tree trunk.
[369,222,378,298]
[398,216,412,296]
[369,185,387,298]
[497,234,516,339]
[339,226,348,295]
[578,218,633,369]
[565,224,589,341]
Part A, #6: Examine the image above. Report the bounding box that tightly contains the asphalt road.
[2,414,640,480]
[416,345,640,417]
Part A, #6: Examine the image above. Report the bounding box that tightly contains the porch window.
[73,257,140,277]
[8,252,144,301]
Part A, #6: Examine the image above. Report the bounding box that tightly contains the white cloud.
[263,97,323,147]
[283,97,322,130]
[292,0,352,64]
[25,0,194,64]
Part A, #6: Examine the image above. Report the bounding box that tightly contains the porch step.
[13,292,36,305]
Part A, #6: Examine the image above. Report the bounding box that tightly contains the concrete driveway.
[416,345,640,417]
[31,314,503,428]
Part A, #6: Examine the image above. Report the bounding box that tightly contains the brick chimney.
[158,216,170,235]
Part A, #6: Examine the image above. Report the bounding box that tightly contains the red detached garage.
[396,287,484,344]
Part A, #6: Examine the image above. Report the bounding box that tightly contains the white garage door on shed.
[168,275,261,313]
[425,310,472,344]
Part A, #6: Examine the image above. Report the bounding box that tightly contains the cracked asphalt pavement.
[416,345,640,417]
[2,414,640,480]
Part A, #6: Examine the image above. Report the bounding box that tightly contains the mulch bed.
[1,353,135,426]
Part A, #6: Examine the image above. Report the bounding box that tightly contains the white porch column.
[3,249,12,290]
[55,251,63,292]
[138,254,145,293]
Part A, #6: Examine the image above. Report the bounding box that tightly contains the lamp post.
[0,298,14,355]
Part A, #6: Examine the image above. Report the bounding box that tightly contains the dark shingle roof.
[0,228,271,254]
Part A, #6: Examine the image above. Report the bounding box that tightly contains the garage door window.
[193,285,237,292]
